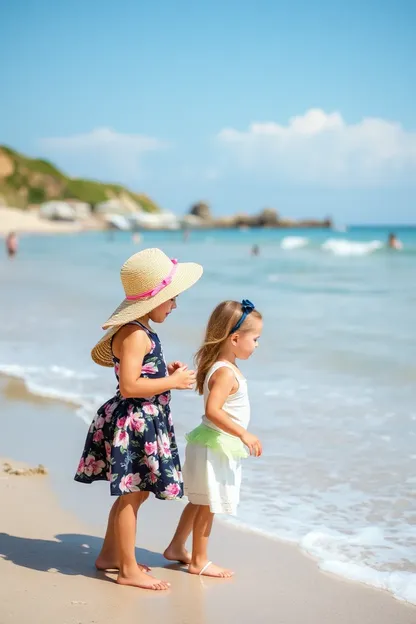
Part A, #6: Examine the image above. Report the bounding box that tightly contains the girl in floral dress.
[75,248,202,590]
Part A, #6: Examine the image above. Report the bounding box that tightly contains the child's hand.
[241,432,262,457]
[167,361,188,375]
[170,366,196,390]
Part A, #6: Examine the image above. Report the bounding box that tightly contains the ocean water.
[0,226,415,604]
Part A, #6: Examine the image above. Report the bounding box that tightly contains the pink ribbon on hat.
[126,258,178,301]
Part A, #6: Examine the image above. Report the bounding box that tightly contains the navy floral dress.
[74,321,183,499]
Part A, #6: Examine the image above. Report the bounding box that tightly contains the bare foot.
[117,568,170,590]
[188,561,234,578]
[163,544,192,565]
[95,556,151,573]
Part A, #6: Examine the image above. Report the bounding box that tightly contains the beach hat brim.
[91,326,121,368]
[91,261,203,367]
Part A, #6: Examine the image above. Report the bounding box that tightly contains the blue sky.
[1,0,415,223]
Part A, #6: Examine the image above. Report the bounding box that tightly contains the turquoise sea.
[0,225,415,603]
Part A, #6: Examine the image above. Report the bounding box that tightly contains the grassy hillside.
[0,145,160,212]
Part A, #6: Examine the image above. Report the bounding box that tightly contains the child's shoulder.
[112,323,153,359]
[211,360,241,375]
[116,322,149,341]
[207,360,240,387]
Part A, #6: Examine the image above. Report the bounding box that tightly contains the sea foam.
[281,236,309,250]
[322,238,383,256]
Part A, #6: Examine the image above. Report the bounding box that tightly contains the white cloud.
[39,127,167,181]
[217,109,416,186]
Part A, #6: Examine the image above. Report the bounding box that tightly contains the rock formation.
[186,202,332,229]
[189,201,212,221]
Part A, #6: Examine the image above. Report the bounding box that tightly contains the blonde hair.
[195,300,262,394]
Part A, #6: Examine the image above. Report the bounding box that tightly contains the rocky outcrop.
[186,202,332,229]
[189,201,212,221]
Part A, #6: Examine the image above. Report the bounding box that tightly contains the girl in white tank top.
[164,300,263,578]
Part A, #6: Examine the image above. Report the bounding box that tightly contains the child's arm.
[118,329,195,398]
[205,368,262,456]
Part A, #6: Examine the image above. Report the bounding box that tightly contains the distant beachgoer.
[165,300,263,577]
[251,244,260,256]
[6,231,18,258]
[132,233,141,244]
[388,233,403,250]
[74,249,203,590]
[183,228,190,243]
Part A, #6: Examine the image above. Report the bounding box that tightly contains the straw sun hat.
[91,248,203,367]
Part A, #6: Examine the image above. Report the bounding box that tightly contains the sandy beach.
[1,458,415,624]
[0,206,101,235]
[0,378,415,624]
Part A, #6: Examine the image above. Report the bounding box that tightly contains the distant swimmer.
[132,233,142,244]
[251,244,260,256]
[6,231,18,258]
[388,233,403,250]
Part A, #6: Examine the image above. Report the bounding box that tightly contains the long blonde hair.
[195,300,262,394]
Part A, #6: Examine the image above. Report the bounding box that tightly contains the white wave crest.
[50,365,96,380]
[322,238,383,256]
[301,529,416,604]
[0,363,41,378]
[0,363,96,381]
[281,236,309,250]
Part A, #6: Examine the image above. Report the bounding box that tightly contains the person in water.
[388,233,403,250]
[6,232,18,258]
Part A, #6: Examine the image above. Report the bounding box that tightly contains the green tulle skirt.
[185,423,248,460]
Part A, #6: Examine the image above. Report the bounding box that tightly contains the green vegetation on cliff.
[0,145,160,212]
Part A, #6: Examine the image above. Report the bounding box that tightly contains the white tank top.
[201,361,251,435]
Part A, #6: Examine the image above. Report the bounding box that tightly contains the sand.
[0,459,414,624]
[0,206,102,235]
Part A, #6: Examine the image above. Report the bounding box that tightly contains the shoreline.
[1,455,415,624]
[2,205,414,239]
[0,372,415,620]
[0,372,84,408]
[0,206,330,237]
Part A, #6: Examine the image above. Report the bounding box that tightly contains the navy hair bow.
[242,299,255,313]
[230,299,255,334]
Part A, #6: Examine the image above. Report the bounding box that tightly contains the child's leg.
[96,498,150,572]
[164,502,198,563]
[116,491,170,590]
[188,505,234,578]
